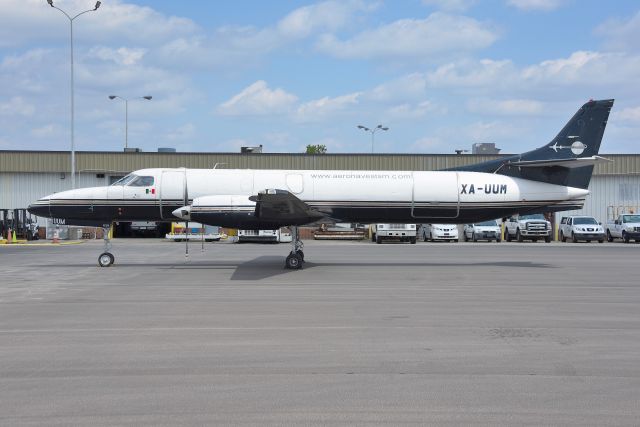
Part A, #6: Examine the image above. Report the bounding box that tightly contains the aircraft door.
[159,169,187,219]
[286,174,304,194]
[411,172,460,219]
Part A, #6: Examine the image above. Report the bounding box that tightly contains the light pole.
[47,0,101,189]
[357,124,389,153]
[108,95,152,150]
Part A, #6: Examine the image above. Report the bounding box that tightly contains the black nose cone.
[28,200,50,217]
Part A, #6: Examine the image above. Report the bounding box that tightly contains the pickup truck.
[606,214,640,243]
[504,214,551,242]
[372,224,417,244]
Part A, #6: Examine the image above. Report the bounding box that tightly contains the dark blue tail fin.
[453,99,614,189]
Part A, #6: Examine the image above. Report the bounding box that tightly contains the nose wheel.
[98,224,115,267]
[98,252,115,267]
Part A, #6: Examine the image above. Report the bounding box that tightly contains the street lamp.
[46,0,102,189]
[357,124,389,153]
[108,95,153,150]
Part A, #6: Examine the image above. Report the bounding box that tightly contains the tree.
[305,144,327,154]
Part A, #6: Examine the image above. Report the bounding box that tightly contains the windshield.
[111,174,137,186]
[623,215,640,223]
[475,220,498,226]
[520,214,545,220]
[574,217,597,225]
[129,176,154,187]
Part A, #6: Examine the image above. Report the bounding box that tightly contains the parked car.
[371,224,417,244]
[559,216,605,243]
[606,214,640,243]
[420,224,458,242]
[463,220,501,242]
[504,214,551,242]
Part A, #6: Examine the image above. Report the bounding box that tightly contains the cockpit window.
[111,174,137,186]
[129,176,154,187]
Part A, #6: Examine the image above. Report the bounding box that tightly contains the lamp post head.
[143,96,152,100]
[357,125,369,131]
[47,0,54,7]
[381,127,389,131]
[94,1,101,10]
[108,95,116,100]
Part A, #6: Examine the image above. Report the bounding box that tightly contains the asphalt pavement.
[1,239,639,426]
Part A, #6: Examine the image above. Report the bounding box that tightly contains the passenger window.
[129,176,154,187]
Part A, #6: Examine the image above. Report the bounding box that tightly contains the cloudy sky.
[1,0,639,154]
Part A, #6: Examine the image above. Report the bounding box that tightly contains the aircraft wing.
[506,155,612,169]
[249,189,325,225]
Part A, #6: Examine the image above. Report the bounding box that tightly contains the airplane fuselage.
[29,167,589,228]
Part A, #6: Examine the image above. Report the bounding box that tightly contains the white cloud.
[316,12,498,60]
[422,0,476,12]
[387,101,442,119]
[217,81,298,116]
[88,46,147,66]
[0,0,198,48]
[615,107,640,123]
[467,98,544,115]
[367,73,427,102]
[295,92,361,122]
[30,124,56,138]
[411,136,445,152]
[506,0,567,11]
[595,11,640,52]
[0,96,35,116]
[277,0,372,38]
[166,123,196,141]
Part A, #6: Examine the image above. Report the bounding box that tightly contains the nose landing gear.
[98,224,115,267]
[285,226,305,270]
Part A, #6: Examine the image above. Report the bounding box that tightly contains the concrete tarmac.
[1,239,639,426]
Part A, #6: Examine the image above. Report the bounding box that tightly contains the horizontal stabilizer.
[506,155,612,169]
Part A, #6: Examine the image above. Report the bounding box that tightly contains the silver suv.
[559,216,605,243]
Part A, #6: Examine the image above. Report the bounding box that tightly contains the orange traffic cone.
[6,228,11,244]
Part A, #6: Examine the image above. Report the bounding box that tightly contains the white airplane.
[29,99,614,269]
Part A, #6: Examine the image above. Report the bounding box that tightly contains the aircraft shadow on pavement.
[42,257,554,281]
[229,256,554,281]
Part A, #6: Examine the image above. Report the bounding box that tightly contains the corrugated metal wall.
[0,151,507,172]
[1,151,639,174]
[555,175,640,222]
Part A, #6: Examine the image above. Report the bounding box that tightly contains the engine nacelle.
[173,195,280,230]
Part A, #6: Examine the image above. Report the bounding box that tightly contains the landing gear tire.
[98,252,114,267]
[285,252,302,270]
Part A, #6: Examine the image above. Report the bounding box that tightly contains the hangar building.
[1,150,639,228]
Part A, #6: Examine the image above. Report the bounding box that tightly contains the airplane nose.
[28,198,50,217]
[172,206,191,220]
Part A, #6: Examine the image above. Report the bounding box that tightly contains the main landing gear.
[98,224,115,267]
[285,226,305,270]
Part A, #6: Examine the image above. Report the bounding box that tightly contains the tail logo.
[549,140,587,155]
